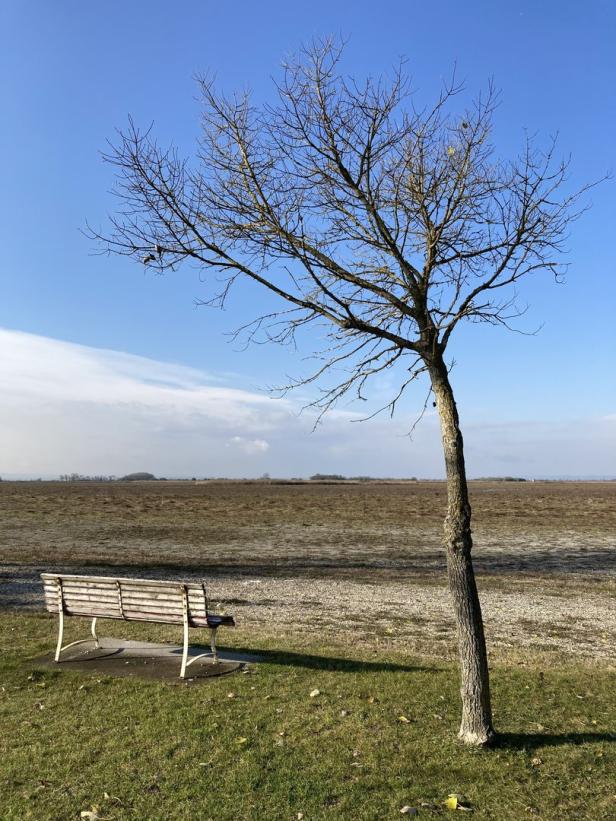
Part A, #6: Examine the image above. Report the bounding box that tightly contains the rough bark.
[429,354,495,746]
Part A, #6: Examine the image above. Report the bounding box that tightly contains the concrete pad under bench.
[30,637,261,683]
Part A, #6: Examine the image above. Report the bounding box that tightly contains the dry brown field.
[1,480,614,663]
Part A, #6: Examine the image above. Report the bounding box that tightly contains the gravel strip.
[2,564,614,661]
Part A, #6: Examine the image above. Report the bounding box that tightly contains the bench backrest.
[41,573,212,627]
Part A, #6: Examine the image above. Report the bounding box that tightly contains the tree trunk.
[429,355,495,746]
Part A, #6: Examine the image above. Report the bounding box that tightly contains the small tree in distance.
[92,40,593,745]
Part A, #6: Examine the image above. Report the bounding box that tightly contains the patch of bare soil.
[1,481,614,661]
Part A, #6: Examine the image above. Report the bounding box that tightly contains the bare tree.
[91,40,591,745]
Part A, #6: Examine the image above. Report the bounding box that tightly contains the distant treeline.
[55,473,421,483]
[308,473,418,482]
[59,472,157,482]
[473,476,527,482]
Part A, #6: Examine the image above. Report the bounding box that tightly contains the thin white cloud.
[0,328,292,476]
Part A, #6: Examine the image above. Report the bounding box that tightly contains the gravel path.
[3,563,614,662]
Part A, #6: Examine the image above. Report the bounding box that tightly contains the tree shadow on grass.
[496,731,616,750]
[229,645,439,674]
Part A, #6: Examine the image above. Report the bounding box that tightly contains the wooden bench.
[41,573,235,678]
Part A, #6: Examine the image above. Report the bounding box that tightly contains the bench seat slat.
[44,580,118,591]
[118,601,185,615]
[117,589,204,604]
[48,604,121,617]
[121,596,205,609]
[42,573,205,589]
[46,602,188,623]
[44,589,119,604]
[45,580,197,596]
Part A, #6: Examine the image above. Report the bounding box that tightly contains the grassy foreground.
[0,612,614,820]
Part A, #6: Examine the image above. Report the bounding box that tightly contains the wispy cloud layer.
[1,328,297,476]
[1,328,614,479]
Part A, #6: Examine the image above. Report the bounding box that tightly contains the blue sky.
[1,1,614,478]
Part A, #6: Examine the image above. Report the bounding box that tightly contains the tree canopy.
[94,40,588,418]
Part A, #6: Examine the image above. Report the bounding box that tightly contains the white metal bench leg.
[183,629,220,674]
[54,607,64,662]
[180,585,189,679]
[54,581,103,661]
[91,617,99,649]
[54,615,99,661]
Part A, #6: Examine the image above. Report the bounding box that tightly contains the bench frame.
[46,575,232,678]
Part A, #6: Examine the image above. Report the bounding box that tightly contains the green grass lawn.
[0,612,614,820]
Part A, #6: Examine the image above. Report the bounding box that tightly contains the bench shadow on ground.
[495,731,616,750]
[227,645,437,674]
[31,645,435,678]
[28,629,436,680]
[31,650,243,682]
